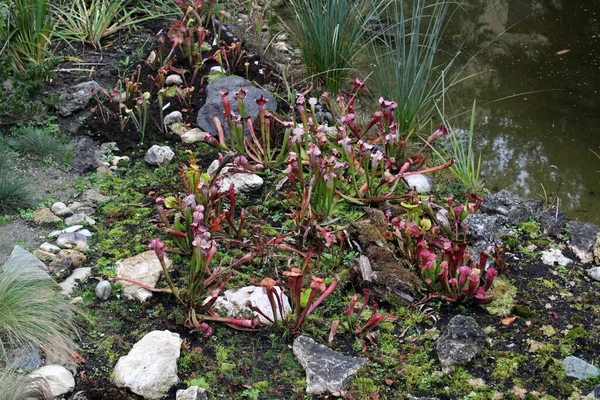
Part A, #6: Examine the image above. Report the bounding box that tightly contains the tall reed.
[287,0,389,94]
[371,0,458,133]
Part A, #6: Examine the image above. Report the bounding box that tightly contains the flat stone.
[33,208,61,226]
[2,246,52,280]
[79,188,110,204]
[196,76,277,138]
[145,145,175,166]
[57,81,101,117]
[566,222,600,264]
[436,315,486,373]
[65,213,95,226]
[293,335,368,395]
[113,330,181,398]
[68,202,96,214]
[29,365,75,397]
[49,225,84,239]
[51,202,73,217]
[59,267,92,296]
[563,356,599,380]
[77,229,93,237]
[210,285,291,324]
[39,242,61,253]
[541,248,571,267]
[181,128,209,144]
[176,386,208,400]
[116,251,171,302]
[56,233,89,251]
[33,249,56,263]
[404,174,434,193]
[587,267,600,282]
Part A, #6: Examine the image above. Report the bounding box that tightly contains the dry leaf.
[329,320,340,344]
[556,49,570,55]
[501,316,518,325]
[384,379,394,386]
[72,350,86,365]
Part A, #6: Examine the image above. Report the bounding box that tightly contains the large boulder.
[566,222,600,264]
[116,251,171,302]
[293,335,368,395]
[113,330,182,398]
[481,190,541,225]
[436,315,486,373]
[196,76,277,138]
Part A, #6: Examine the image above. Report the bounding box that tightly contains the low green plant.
[286,0,389,93]
[8,124,73,164]
[53,0,158,49]
[0,173,35,214]
[125,91,151,145]
[0,266,76,369]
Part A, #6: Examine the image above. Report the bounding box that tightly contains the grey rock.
[587,267,600,282]
[29,365,75,397]
[594,233,600,265]
[33,249,56,263]
[566,222,600,263]
[33,208,61,226]
[181,128,209,144]
[68,202,96,215]
[293,335,368,395]
[539,206,567,237]
[49,257,75,281]
[2,246,52,280]
[588,386,600,398]
[8,345,43,370]
[65,213,96,226]
[116,251,172,302]
[49,225,84,239]
[77,229,93,237]
[481,190,521,216]
[39,242,61,254]
[465,214,499,258]
[79,188,110,204]
[95,280,112,300]
[59,267,92,296]
[113,330,182,398]
[166,74,183,86]
[164,111,183,127]
[563,356,599,380]
[145,145,175,166]
[51,202,73,217]
[507,199,542,225]
[57,81,101,117]
[56,232,89,251]
[196,76,277,138]
[207,160,263,194]
[436,315,486,372]
[404,174,434,193]
[176,386,208,400]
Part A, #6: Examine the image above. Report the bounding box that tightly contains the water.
[445,0,600,223]
[277,0,600,223]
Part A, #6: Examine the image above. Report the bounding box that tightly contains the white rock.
[177,386,208,400]
[116,251,172,302]
[113,330,182,398]
[541,248,571,267]
[145,145,175,166]
[207,160,263,194]
[39,242,61,254]
[29,365,75,397]
[95,280,112,300]
[111,156,130,166]
[164,111,183,127]
[587,267,600,282]
[404,174,434,193]
[181,128,209,144]
[210,66,226,74]
[51,202,73,217]
[59,267,92,296]
[166,74,184,86]
[210,285,291,324]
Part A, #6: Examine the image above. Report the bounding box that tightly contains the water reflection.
[446,0,600,223]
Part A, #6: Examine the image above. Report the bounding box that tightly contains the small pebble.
[95,281,112,300]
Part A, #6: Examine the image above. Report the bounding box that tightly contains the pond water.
[277,0,600,223]
[444,0,600,224]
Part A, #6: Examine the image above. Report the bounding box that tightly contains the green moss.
[491,355,523,380]
[519,220,540,236]
[352,377,378,399]
[482,276,517,317]
[185,377,209,389]
[513,304,534,319]
[565,326,588,342]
